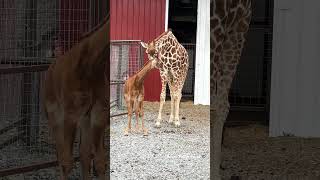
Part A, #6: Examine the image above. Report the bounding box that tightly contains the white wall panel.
[194,0,210,105]
[270,0,320,137]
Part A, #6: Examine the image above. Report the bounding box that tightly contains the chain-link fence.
[110,40,144,110]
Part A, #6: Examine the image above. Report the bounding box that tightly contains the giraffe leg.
[222,125,227,147]
[47,110,66,180]
[79,115,91,180]
[90,102,107,180]
[124,100,133,135]
[168,93,175,124]
[167,82,175,124]
[211,20,226,180]
[134,101,140,132]
[212,108,223,180]
[62,113,78,178]
[139,101,148,136]
[213,93,230,179]
[156,80,167,127]
[173,91,182,127]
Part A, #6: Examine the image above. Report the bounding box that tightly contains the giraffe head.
[141,40,159,68]
[141,41,158,58]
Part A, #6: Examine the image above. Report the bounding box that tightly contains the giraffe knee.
[177,93,182,100]
[172,93,181,100]
[160,93,166,102]
[139,111,144,117]
[214,101,230,123]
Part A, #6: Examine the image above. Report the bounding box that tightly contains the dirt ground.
[3,100,320,180]
[221,124,320,179]
[110,100,210,180]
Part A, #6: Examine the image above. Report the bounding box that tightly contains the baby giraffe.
[123,46,158,136]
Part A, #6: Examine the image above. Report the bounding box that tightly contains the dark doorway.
[167,0,198,100]
[227,0,274,125]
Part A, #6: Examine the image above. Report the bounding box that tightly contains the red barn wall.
[110,0,166,101]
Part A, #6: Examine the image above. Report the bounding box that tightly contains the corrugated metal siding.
[110,0,166,101]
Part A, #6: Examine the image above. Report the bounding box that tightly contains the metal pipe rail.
[0,157,80,177]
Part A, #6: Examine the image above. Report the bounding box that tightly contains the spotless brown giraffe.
[141,29,189,128]
[123,48,159,136]
[211,0,252,179]
[43,15,109,180]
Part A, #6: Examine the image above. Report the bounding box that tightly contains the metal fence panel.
[0,0,107,176]
[229,0,273,113]
[181,43,196,97]
[110,40,144,110]
[0,71,56,169]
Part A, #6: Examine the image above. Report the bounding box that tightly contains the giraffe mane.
[79,14,109,41]
[153,29,172,43]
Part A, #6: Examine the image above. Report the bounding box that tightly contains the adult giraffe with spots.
[211,0,252,179]
[141,29,189,128]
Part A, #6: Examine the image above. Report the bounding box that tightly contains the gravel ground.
[110,101,210,180]
[3,101,320,180]
[221,124,320,179]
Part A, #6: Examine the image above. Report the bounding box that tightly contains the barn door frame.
[165,0,169,31]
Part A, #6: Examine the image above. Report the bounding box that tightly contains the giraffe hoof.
[174,121,181,127]
[124,128,130,136]
[168,115,174,124]
[143,128,148,136]
[124,131,129,136]
[155,121,161,128]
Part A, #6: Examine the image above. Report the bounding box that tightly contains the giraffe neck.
[153,31,188,73]
[211,0,252,95]
[154,30,171,42]
[135,60,154,85]
[155,31,177,47]
[75,17,109,79]
[211,0,252,179]
[86,17,109,62]
[154,31,181,61]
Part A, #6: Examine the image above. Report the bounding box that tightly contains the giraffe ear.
[140,42,148,49]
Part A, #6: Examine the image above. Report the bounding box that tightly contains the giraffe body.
[141,30,189,127]
[123,57,158,136]
[211,0,252,179]
[43,18,109,180]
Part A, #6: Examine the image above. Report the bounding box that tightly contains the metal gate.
[0,0,107,177]
[229,0,274,115]
[110,40,144,110]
